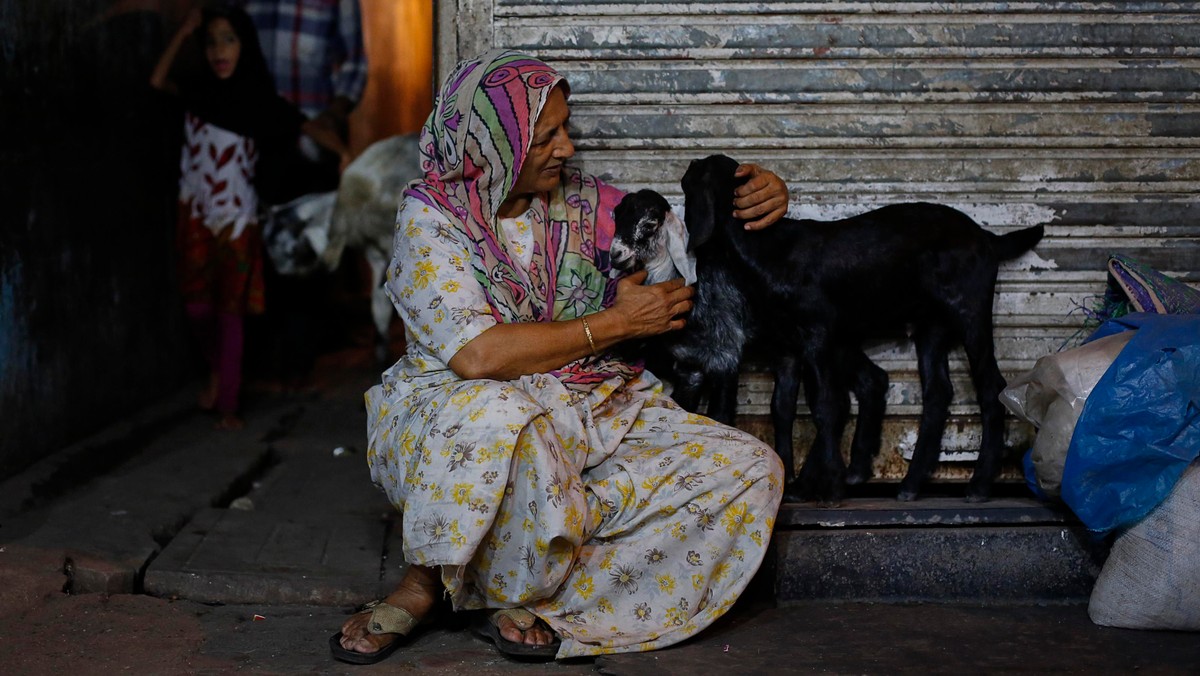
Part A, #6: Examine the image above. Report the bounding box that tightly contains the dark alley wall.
[1,0,192,480]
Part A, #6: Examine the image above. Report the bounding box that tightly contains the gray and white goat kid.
[263,134,423,361]
[610,189,753,420]
[610,190,696,285]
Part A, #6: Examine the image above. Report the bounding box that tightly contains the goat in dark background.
[680,154,1044,503]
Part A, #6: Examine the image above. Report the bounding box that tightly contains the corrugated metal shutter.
[437,2,1200,480]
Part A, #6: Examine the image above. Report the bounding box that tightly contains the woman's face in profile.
[510,86,575,198]
[204,18,242,80]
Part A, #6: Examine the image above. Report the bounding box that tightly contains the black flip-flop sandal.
[329,600,429,665]
[470,608,560,661]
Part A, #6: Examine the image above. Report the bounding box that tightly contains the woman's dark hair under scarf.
[177,2,303,144]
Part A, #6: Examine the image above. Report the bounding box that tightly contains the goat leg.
[769,353,803,501]
[365,246,394,364]
[795,345,849,505]
[961,312,1009,503]
[706,369,740,426]
[845,349,888,486]
[669,364,706,413]
[966,396,1006,503]
[898,326,954,501]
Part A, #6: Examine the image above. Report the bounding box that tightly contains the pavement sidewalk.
[1,345,1197,674]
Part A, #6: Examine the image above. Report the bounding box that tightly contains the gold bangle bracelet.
[581,317,598,356]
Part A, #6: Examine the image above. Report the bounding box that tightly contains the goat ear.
[682,155,736,249]
[683,186,717,249]
[613,195,632,229]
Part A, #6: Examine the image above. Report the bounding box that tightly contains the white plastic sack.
[999,331,1133,497]
[1088,460,1200,630]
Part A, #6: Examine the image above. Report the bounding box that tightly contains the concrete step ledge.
[775,497,1105,603]
[778,496,1075,528]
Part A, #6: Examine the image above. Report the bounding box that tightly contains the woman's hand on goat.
[733,163,789,230]
[446,271,690,380]
[610,270,694,338]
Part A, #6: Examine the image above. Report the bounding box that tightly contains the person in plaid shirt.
[240,0,367,188]
[229,1,368,392]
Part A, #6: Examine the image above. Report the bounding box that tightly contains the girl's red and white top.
[178,112,258,240]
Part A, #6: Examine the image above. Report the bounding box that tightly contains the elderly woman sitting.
[331,49,787,664]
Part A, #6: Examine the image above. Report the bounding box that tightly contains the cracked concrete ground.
[2,337,1197,674]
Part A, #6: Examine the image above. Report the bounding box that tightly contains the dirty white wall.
[436,1,1200,476]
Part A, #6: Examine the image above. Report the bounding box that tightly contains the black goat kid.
[680,154,1044,503]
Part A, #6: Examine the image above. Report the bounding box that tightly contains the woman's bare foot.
[494,611,557,646]
[338,564,441,656]
[214,413,244,430]
[198,373,218,411]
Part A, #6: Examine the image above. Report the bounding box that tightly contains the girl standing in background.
[151,3,349,429]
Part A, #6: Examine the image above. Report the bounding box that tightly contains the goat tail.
[991,224,1045,260]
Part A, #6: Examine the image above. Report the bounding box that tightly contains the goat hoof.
[845,470,870,486]
[782,484,807,504]
[816,481,845,506]
[966,480,993,503]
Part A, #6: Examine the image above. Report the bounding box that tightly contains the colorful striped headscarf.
[404,50,636,384]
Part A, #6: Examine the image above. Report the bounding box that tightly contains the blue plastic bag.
[1061,313,1200,534]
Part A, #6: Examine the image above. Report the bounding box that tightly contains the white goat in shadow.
[263,133,422,362]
